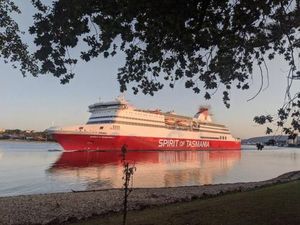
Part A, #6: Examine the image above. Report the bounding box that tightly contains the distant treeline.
[0,129,54,142]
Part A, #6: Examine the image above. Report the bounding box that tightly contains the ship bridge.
[86,97,165,127]
[88,96,131,113]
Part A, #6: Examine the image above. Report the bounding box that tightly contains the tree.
[1,0,300,134]
[121,145,136,225]
[0,0,37,76]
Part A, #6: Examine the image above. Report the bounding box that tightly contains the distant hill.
[242,135,289,145]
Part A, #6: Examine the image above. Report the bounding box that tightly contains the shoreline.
[0,139,55,143]
[0,171,300,225]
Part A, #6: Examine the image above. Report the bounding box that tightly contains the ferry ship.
[48,97,241,151]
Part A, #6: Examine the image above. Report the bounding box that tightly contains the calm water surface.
[0,140,300,197]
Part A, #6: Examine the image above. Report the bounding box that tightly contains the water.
[0,140,300,197]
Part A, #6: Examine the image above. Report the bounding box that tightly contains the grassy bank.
[71,180,300,225]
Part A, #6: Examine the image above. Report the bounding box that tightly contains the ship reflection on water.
[48,151,241,190]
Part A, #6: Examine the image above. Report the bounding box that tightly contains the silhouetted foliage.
[28,1,299,101]
[1,0,300,133]
[0,0,38,75]
[254,93,300,135]
[256,143,264,150]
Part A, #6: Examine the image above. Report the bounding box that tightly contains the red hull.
[52,133,241,151]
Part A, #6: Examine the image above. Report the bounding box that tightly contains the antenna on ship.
[117,94,126,101]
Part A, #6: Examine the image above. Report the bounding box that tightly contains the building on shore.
[0,128,5,133]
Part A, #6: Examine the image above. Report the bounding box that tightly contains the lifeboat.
[149,109,162,114]
[177,120,190,126]
[165,118,176,125]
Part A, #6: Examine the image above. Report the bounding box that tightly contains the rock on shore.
[1,171,300,225]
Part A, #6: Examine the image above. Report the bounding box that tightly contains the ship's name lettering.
[158,139,179,147]
[158,139,210,148]
[186,140,210,148]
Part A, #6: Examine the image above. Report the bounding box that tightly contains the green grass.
[70,181,300,225]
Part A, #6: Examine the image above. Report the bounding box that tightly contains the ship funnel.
[194,106,212,122]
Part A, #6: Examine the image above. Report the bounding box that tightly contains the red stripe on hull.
[52,133,241,151]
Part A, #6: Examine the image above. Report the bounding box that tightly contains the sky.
[0,2,297,139]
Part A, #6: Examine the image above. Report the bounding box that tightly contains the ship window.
[99,126,103,129]
[112,125,120,130]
